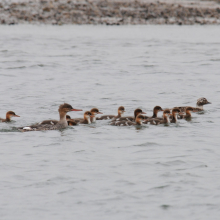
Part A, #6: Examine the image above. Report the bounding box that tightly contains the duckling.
[111,108,146,122]
[96,106,125,120]
[0,111,20,122]
[73,108,102,123]
[144,109,171,125]
[90,108,103,122]
[110,114,146,126]
[78,111,93,124]
[178,107,194,119]
[143,106,163,120]
[66,115,78,126]
[170,108,181,123]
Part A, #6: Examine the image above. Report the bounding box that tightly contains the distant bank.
[0,0,220,25]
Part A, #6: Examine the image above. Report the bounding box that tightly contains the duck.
[170,108,181,123]
[66,115,78,126]
[178,107,194,119]
[37,104,82,126]
[90,108,103,122]
[0,111,20,122]
[144,109,171,125]
[96,106,125,120]
[110,114,146,126]
[143,106,163,119]
[78,111,94,124]
[173,97,211,112]
[39,114,78,126]
[111,108,146,122]
[18,103,79,131]
[73,108,102,123]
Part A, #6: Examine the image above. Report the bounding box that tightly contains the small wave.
[134,142,158,147]
[7,66,26,69]
[160,204,171,210]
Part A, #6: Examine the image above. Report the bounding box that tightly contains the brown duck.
[173,97,211,112]
[143,106,163,120]
[19,103,79,131]
[96,106,125,120]
[0,111,20,122]
[111,108,146,122]
[144,109,171,125]
[110,114,146,126]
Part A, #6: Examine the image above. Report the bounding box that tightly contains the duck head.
[134,108,146,119]
[118,106,125,117]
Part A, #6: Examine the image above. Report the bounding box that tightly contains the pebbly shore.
[1,0,220,25]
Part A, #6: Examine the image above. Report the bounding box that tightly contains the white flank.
[23,127,31,130]
[175,114,178,123]
[166,115,170,123]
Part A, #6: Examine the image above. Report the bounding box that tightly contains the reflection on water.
[0,25,220,220]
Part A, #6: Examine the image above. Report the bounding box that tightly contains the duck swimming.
[78,111,94,124]
[170,108,181,123]
[73,108,102,123]
[110,114,146,126]
[0,111,20,122]
[90,108,103,122]
[39,107,82,125]
[66,115,78,126]
[144,109,171,125]
[178,107,194,119]
[111,108,146,122]
[143,106,163,120]
[174,97,211,112]
[96,106,125,120]
[19,103,79,131]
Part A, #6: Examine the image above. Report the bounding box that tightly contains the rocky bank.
[0,0,220,25]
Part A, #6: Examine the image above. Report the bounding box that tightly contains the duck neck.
[196,104,203,109]
[118,111,123,118]
[164,115,170,123]
[5,114,11,122]
[186,111,191,117]
[91,115,96,122]
[134,112,139,119]
[136,120,142,125]
[152,110,157,118]
[84,116,91,124]
[173,113,178,123]
[58,111,68,126]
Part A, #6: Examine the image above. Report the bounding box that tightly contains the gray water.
[0,25,220,220]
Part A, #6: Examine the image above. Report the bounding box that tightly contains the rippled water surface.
[0,25,220,219]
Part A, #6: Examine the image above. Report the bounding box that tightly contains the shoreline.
[0,0,220,25]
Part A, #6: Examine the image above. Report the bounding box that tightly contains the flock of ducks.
[0,97,211,132]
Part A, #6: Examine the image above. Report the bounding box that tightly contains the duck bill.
[71,109,83,111]
[206,102,211,104]
[97,112,103,114]
[90,115,95,118]
[142,112,146,114]
[14,115,20,117]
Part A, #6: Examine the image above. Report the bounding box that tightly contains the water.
[0,25,220,220]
